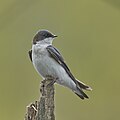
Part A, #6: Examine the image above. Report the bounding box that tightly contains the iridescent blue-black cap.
[33,30,57,44]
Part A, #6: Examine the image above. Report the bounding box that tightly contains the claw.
[47,79,56,87]
[45,75,54,80]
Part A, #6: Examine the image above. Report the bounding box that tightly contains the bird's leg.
[45,75,54,80]
[45,75,58,87]
[47,79,56,87]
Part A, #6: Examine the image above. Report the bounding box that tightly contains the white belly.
[33,53,62,78]
[32,45,76,90]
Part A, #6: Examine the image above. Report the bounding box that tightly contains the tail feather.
[76,79,92,91]
[73,79,92,99]
[74,87,89,99]
[75,92,84,99]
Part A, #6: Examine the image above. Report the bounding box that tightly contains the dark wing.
[28,49,32,62]
[46,45,77,84]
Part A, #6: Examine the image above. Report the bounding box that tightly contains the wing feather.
[46,45,77,84]
[28,49,32,62]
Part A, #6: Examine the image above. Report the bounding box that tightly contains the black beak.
[53,35,58,38]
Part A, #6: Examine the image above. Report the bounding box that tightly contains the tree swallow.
[28,30,92,99]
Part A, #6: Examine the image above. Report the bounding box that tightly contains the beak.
[53,35,58,38]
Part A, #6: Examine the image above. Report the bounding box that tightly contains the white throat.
[36,37,53,46]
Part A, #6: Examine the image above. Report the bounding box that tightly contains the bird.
[28,30,92,99]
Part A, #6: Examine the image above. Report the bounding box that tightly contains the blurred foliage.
[0,0,120,120]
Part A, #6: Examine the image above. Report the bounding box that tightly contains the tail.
[76,79,92,91]
[74,80,92,100]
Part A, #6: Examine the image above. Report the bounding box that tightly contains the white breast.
[32,44,76,90]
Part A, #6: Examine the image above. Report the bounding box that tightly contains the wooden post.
[25,78,55,120]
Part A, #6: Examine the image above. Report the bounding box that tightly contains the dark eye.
[45,33,52,38]
[46,34,49,37]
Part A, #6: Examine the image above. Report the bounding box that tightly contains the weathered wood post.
[25,78,55,120]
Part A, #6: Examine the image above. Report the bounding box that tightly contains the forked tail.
[76,79,92,91]
[74,79,92,99]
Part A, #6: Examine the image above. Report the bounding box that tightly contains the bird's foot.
[47,79,56,87]
[45,75,54,80]
[45,75,58,87]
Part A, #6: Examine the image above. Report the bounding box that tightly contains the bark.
[25,78,55,120]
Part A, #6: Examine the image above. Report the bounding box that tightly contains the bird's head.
[33,30,57,45]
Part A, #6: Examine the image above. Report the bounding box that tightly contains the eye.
[43,33,47,37]
[45,33,52,38]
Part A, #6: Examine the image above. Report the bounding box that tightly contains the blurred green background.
[0,0,120,120]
